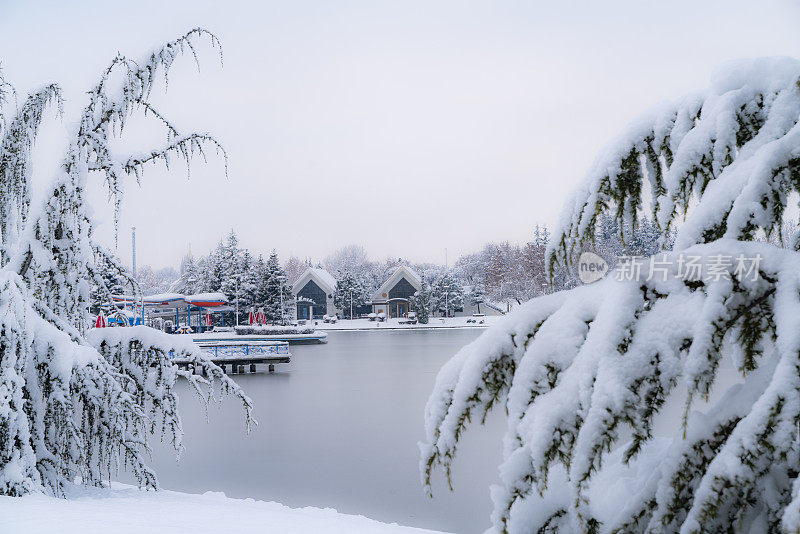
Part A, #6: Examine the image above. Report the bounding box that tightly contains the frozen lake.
[144,329,505,534]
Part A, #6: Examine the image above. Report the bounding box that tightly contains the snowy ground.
[312,316,502,331]
[0,483,447,534]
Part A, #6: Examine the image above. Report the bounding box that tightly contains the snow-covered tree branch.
[0,29,253,498]
[421,57,800,533]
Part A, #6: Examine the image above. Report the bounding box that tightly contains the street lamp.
[279,273,286,325]
[231,274,241,327]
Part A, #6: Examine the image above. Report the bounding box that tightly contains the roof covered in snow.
[112,292,228,309]
[372,265,422,301]
[311,268,337,290]
[143,293,185,304]
[185,293,228,307]
[292,268,337,294]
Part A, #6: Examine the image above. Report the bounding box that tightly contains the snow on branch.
[88,327,255,447]
[424,57,800,533]
[0,30,249,499]
[0,84,62,263]
[547,57,800,275]
[71,27,225,243]
[123,133,228,184]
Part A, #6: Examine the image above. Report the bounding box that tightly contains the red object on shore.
[204,312,213,327]
[248,308,256,325]
[256,308,266,326]
[94,312,107,328]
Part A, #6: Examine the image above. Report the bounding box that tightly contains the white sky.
[2,0,800,269]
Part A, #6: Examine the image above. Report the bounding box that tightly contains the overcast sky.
[2,0,800,269]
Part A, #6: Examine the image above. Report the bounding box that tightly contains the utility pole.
[131,226,136,279]
[131,226,143,325]
[279,275,285,324]
[445,247,448,318]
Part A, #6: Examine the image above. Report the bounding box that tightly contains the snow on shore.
[314,316,502,331]
[0,483,447,534]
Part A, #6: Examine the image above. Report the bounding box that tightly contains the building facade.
[371,266,422,318]
[291,268,337,320]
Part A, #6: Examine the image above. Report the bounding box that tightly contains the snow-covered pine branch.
[0,84,62,264]
[421,57,800,533]
[547,57,800,269]
[71,27,225,243]
[0,30,252,498]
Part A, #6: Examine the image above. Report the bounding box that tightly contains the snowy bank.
[0,483,447,534]
[314,316,502,331]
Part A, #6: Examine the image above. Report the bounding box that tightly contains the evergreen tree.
[262,250,292,324]
[409,275,433,324]
[238,250,258,312]
[468,281,485,314]
[253,254,268,307]
[194,257,210,293]
[422,58,800,533]
[171,253,200,295]
[219,229,241,300]
[334,271,367,319]
[595,212,666,261]
[533,224,550,248]
[89,253,128,315]
[432,271,464,316]
[136,265,179,295]
[204,241,226,293]
[0,30,252,497]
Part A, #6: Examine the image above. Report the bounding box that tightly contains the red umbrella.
[256,308,266,326]
[248,308,256,326]
[204,312,213,327]
[94,312,107,328]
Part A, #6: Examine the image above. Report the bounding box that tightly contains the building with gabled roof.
[371,265,422,318]
[291,267,337,320]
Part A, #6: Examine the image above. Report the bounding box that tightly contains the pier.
[174,340,291,374]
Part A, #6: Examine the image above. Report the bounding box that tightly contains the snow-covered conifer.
[468,282,486,314]
[170,254,197,294]
[0,29,253,497]
[334,271,367,319]
[219,230,242,300]
[203,241,226,293]
[261,251,292,324]
[238,250,258,313]
[89,252,128,314]
[421,57,800,533]
[136,265,179,295]
[432,271,464,316]
[253,254,268,305]
[410,275,434,324]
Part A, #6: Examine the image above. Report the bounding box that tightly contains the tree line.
[170,231,293,323]
[93,217,666,323]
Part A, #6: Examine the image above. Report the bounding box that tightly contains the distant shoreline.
[319,324,491,332]
[312,316,500,332]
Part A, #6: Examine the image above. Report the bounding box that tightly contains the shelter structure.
[291,268,337,320]
[111,292,232,331]
[371,266,421,318]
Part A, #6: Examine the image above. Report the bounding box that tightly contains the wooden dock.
[191,332,327,345]
[174,340,291,374]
